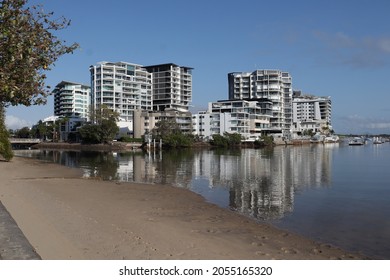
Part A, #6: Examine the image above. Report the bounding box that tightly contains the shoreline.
[0,157,367,260]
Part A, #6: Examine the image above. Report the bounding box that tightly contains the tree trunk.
[0,105,14,161]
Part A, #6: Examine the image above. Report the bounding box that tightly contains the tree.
[14,126,30,138]
[31,120,48,140]
[210,134,229,147]
[151,119,193,148]
[0,106,13,160]
[78,124,101,144]
[79,105,119,144]
[224,132,242,145]
[0,0,79,160]
[210,132,242,147]
[151,119,180,141]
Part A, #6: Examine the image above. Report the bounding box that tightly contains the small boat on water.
[349,137,365,146]
[310,134,325,143]
[373,137,383,144]
[324,135,340,143]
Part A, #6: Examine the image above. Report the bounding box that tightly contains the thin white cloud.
[5,115,33,130]
[337,115,390,134]
[378,38,390,53]
[313,31,390,68]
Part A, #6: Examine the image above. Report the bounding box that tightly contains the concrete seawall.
[0,201,41,260]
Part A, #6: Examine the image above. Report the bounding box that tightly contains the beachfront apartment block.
[144,63,193,112]
[192,99,273,141]
[89,61,153,135]
[89,62,193,136]
[228,70,292,137]
[53,81,91,141]
[292,90,332,135]
[134,108,192,138]
[53,81,91,119]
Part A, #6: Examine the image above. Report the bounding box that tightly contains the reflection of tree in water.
[24,146,329,223]
[155,149,195,187]
[31,150,118,180]
[259,147,275,159]
[77,151,119,180]
[212,147,242,157]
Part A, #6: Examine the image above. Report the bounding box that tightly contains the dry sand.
[0,157,366,260]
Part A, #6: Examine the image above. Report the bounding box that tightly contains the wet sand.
[0,157,366,260]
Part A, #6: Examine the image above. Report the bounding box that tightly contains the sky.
[5,0,390,134]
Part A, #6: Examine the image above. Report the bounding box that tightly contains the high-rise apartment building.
[192,99,272,140]
[144,63,193,112]
[53,81,91,119]
[90,61,153,132]
[292,91,332,134]
[228,70,292,136]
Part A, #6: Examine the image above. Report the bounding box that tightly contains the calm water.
[16,141,390,259]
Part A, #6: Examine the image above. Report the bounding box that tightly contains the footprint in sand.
[281,247,298,254]
[254,235,269,240]
[312,248,323,254]
[255,251,269,256]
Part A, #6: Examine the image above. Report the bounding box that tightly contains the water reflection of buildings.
[19,145,333,222]
[191,149,294,220]
[291,145,334,190]
[191,146,333,220]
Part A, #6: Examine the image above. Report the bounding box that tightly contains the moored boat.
[373,137,383,144]
[349,137,365,146]
[324,135,340,143]
[310,134,325,143]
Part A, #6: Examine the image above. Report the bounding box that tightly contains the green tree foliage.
[79,106,119,144]
[151,119,193,148]
[99,118,120,143]
[118,136,143,143]
[303,129,314,137]
[0,106,13,160]
[0,0,78,106]
[210,134,229,147]
[30,120,48,140]
[151,119,180,140]
[14,126,30,138]
[224,132,242,145]
[162,132,194,148]
[210,132,242,147]
[0,0,78,160]
[78,124,101,144]
[254,135,274,147]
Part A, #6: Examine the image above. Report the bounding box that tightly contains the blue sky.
[5,0,390,134]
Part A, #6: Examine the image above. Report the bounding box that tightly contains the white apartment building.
[134,108,192,138]
[90,61,153,134]
[144,63,193,112]
[292,91,332,135]
[228,70,292,136]
[192,99,272,141]
[53,81,90,119]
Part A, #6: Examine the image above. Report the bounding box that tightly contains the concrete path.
[0,201,41,260]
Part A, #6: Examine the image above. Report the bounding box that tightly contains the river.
[15,141,390,259]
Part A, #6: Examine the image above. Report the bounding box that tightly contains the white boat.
[310,134,325,143]
[349,137,365,146]
[373,137,383,144]
[324,135,340,143]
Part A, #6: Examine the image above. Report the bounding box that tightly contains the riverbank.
[0,201,41,260]
[32,141,143,151]
[0,157,367,260]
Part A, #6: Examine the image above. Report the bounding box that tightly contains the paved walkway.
[0,201,41,260]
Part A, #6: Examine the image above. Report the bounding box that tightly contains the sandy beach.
[0,157,366,260]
